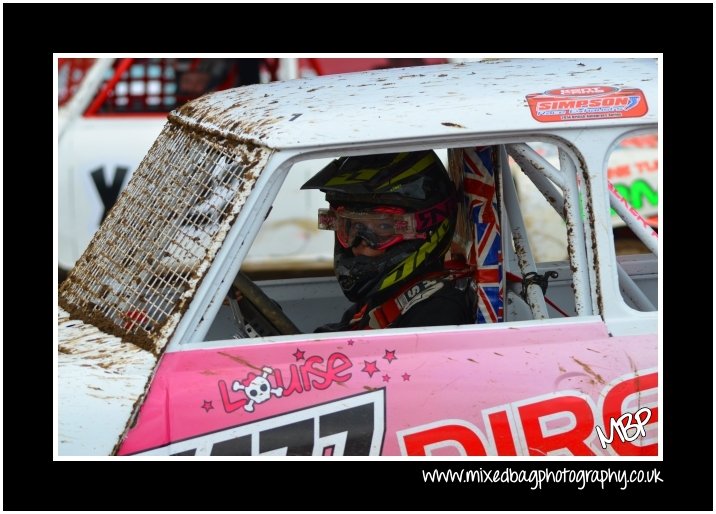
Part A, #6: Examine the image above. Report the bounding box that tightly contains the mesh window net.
[59,121,272,353]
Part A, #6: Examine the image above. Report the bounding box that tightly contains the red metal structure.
[60,58,450,115]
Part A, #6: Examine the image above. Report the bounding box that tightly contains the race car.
[57,58,658,456]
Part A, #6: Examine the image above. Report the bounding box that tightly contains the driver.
[302,150,473,331]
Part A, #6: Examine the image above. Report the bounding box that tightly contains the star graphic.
[383,349,397,363]
[201,400,214,412]
[347,339,355,346]
[293,348,305,361]
[361,360,380,378]
[382,374,391,383]
[401,373,411,382]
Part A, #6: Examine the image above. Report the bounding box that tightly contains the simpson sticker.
[134,389,386,456]
[526,86,648,123]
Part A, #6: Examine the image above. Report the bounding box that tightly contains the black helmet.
[302,150,456,304]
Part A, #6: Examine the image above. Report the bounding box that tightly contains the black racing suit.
[315,278,473,332]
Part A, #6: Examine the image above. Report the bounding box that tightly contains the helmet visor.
[318,206,425,250]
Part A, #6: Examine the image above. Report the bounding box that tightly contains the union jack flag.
[463,147,503,323]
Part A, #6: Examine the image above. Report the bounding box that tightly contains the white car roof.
[171,58,657,149]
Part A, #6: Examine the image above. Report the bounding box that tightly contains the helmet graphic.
[302,150,457,304]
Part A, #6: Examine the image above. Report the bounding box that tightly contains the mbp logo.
[595,407,652,450]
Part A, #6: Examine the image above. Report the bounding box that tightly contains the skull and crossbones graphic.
[232,366,283,412]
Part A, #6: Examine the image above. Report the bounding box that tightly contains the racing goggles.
[318,206,422,250]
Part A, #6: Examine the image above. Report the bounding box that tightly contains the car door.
[116,135,657,456]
